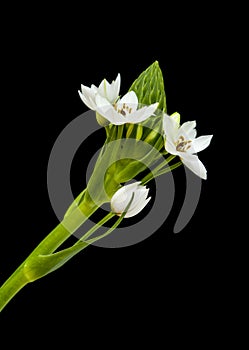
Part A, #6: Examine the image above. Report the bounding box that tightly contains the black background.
[0,4,229,344]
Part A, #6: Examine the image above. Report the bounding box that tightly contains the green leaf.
[23,242,90,282]
[129,61,167,112]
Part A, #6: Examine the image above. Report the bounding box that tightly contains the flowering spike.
[129,61,167,112]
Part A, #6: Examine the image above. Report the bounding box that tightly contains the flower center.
[175,135,192,152]
[114,103,133,116]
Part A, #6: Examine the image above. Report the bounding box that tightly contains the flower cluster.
[79,73,213,216]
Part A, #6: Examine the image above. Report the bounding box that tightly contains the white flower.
[163,114,213,179]
[95,91,158,125]
[111,182,151,218]
[78,73,121,110]
[79,73,158,125]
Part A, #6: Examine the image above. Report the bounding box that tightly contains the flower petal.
[188,128,197,139]
[163,114,179,143]
[95,94,112,111]
[104,74,120,103]
[96,105,125,125]
[78,89,96,110]
[81,84,96,99]
[111,197,127,215]
[190,135,213,153]
[95,94,119,124]
[97,75,121,103]
[125,197,151,218]
[125,103,158,124]
[181,153,207,179]
[97,79,107,99]
[121,181,141,194]
[133,186,149,204]
[111,73,121,102]
[165,139,178,155]
[178,121,196,140]
[111,182,150,217]
[97,100,158,125]
[118,91,138,111]
[90,84,98,93]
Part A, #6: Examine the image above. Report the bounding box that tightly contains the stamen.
[175,136,192,152]
[176,142,186,152]
[113,101,132,117]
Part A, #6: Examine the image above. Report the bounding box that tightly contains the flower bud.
[111,182,151,218]
[129,61,167,112]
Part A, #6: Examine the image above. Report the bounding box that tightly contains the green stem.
[30,194,99,256]
[74,212,115,244]
[0,264,29,312]
[153,161,182,179]
[0,191,99,312]
[141,155,177,185]
[0,189,134,312]
[117,124,124,140]
[86,212,124,244]
[85,193,135,245]
[0,186,134,312]
[105,125,110,138]
[153,155,176,173]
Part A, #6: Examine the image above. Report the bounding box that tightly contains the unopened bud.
[129,61,167,112]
